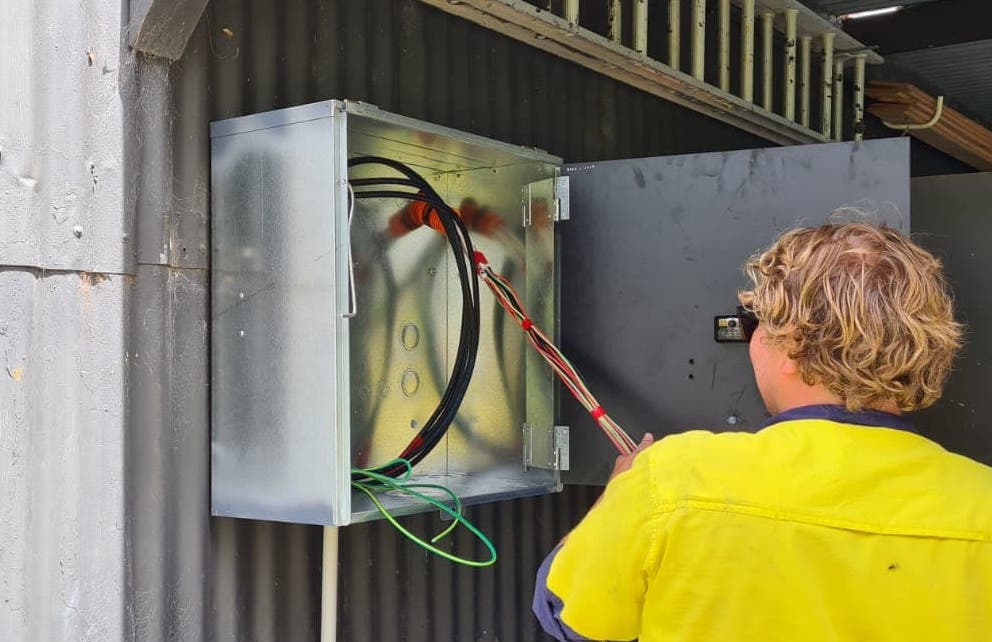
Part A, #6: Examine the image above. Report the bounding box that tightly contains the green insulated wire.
[351,459,497,567]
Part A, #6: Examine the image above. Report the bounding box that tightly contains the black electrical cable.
[348,156,481,482]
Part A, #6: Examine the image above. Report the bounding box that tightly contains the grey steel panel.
[0,0,132,275]
[911,172,992,466]
[561,138,910,484]
[0,0,131,640]
[211,109,351,525]
[0,269,127,641]
[126,263,210,641]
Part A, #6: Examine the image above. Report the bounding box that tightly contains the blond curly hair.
[739,222,962,412]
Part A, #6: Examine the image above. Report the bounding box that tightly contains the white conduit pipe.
[321,526,339,642]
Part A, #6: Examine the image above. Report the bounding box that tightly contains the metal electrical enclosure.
[211,101,562,526]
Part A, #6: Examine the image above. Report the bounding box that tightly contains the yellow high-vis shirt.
[534,405,992,641]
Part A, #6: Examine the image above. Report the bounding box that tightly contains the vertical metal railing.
[853,54,867,141]
[741,0,756,104]
[783,9,798,122]
[821,32,835,139]
[719,0,731,92]
[668,0,681,71]
[608,0,622,43]
[565,0,579,24]
[761,11,774,111]
[833,58,845,141]
[551,0,876,143]
[800,35,812,128]
[633,0,648,55]
[691,0,707,81]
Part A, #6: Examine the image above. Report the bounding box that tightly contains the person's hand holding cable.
[608,432,654,482]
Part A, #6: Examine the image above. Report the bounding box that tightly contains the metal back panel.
[912,172,992,466]
[561,138,910,484]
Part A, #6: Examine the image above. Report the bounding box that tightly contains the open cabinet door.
[912,172,992,467]
[560,138,910,484]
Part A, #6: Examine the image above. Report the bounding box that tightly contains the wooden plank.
[867,81,992,171]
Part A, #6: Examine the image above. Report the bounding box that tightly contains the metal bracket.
[553,176,570,221]
[522,176,570,227]
[522,424,570,471]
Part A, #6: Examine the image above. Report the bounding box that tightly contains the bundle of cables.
[473,252,638,454]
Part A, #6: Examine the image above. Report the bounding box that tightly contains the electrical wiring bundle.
[472,252,638,455]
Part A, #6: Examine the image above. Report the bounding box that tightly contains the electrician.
[533,222,992,641]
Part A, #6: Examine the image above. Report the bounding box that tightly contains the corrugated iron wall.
[1,0,129,640]
[132,0,772,640]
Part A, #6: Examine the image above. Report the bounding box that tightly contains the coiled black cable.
[348,156,481,482]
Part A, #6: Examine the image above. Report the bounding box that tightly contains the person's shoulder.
[646,428,764,461]
[640,429,770,493]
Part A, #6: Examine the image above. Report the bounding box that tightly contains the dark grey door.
[912,172,992,467]
[561,138,911,484]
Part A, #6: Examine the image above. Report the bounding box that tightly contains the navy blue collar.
[762,404,916,433]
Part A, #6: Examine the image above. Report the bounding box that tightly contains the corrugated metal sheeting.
[5,0,772,640]
[1,0,128,640]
